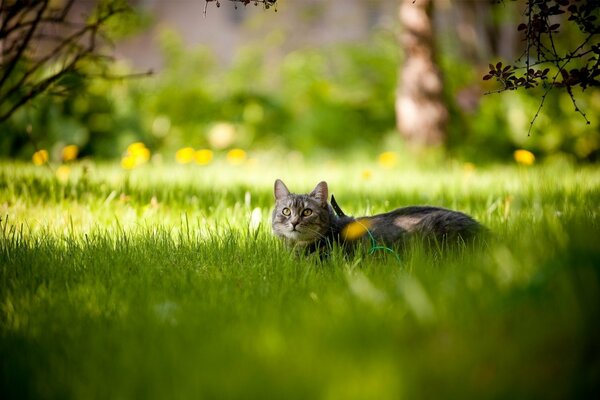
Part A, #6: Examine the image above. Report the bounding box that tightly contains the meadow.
[1,156,599,399]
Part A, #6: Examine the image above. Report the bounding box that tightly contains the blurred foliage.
[443,46,600,162]
[0,25,598,163]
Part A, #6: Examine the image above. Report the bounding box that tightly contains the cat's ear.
[310,181,328,207]
[274,179,290,200]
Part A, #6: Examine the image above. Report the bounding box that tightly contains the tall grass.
[1,159,599,399]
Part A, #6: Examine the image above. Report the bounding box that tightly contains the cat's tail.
[330,194,346,217]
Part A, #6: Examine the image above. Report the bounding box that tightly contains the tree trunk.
[396,0,448,147]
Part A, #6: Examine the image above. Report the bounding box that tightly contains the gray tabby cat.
[271,179,482,257]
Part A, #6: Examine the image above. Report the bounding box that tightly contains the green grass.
[1,158,599,399]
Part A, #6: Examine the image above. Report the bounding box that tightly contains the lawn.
[1,157,599,399]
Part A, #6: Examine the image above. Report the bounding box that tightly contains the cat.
[271,179,483,258]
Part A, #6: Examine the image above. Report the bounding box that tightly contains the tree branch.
[0,0,48,89]
[0,1,138,123]
[485,0,599,131]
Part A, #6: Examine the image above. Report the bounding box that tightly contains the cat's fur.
[271,179,482,257]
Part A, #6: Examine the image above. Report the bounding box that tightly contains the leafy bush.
[1,27,598,163]
[443,54,600,163]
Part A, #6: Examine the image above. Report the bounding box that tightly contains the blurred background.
[1,0,599,164]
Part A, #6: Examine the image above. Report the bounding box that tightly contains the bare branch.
[203,0,278,17]
[0,0,48,89]
[0,0,145,123]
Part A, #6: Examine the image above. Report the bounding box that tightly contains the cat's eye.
[302,209,313,217]
[282,208,291,216]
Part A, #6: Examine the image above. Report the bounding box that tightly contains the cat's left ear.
[310,181,328,207]
[274,179,290,200]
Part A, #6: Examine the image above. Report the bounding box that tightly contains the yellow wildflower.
[513,149,535,166]
[194,149,213,165]
[361,169,373,180]
[55,165,70,183]
[62,145,79,162]
[137,147,151,162]
[32,149,49,166]
[175,147,195,164]
[128,142,150,161]
[226,148,247,166]
[127,142,146,155]
[342,218,372,241]
[121,155,137,170]
[122,142,151,169]
[378,151,398,169]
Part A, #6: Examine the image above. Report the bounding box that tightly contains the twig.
[0,0,48,89]
[0,2,132,123]
[527,34,595,135]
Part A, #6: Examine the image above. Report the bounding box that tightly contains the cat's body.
[271,179,482,257]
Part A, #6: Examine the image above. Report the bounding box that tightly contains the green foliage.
[0,29,399,158]
[1,26,598,162]
[0,67,149,160]
[1,160,599,398]
[443,54,600,162]
[279,32,398,151]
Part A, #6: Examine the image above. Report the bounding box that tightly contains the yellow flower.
[175,147,195,164]
[226,148,247,166]
[513,149,535,166]
[32,149,49,166]
[137,147,151,162]
[342,218,372,241]
[62,145,79,162]
[378,151,398,169]
[128,142,150,161]
[361,169,373,180]
[194,149,213,165]
[55,165,70,183]
[127,142,146,156]
[121,155,137,170]
[122,142,151,169]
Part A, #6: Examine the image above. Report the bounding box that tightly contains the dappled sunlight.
[1,1,599,397]
[4,158,599,241]
[55,165,71,183]
[2,155,599,400]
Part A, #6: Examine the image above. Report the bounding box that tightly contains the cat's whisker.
[298,225,327,240]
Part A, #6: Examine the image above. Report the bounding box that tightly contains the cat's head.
[271,179,331,244]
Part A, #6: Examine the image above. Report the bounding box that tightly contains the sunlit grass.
[1,158,599,398]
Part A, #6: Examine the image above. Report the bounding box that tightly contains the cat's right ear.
[274,179,290,200]
[309,181,328,207]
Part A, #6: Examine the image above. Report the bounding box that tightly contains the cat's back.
[369,205,481,242]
